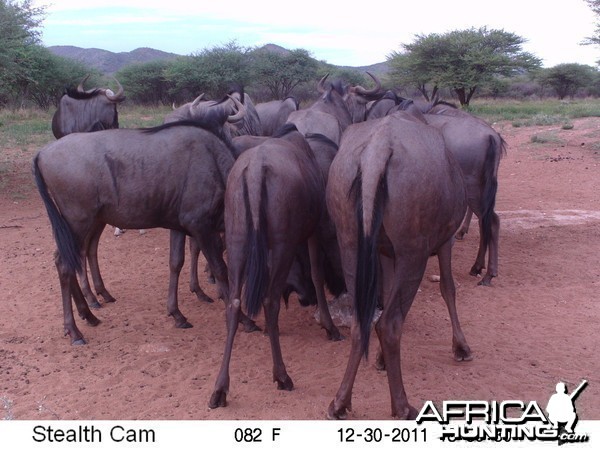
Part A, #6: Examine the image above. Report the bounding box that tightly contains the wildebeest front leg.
[437,240,472,361]
[167,231,191,328]
[308,236,342,341]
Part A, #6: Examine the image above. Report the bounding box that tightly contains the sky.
[32,0,600,68]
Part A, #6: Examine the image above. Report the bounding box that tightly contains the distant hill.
[48,44,389,77]
[48,46,180,74]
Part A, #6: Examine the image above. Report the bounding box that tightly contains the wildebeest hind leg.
[375,263,425,419]
[308,236,342,340]
[55,251,86,345]
[166,231,191,328]
[188,237,214,303]
[70,277,100,327]
[437,240,472,361]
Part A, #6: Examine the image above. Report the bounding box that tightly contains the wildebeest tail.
[480,135,500,251]
[350,166,388,358]
[32,154,82,274]
[243,168,269,318]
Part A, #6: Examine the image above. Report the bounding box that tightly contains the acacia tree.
[388,27,541,105]
[250,48,319,100]
[538,63,597,99]
[0,0,45,106]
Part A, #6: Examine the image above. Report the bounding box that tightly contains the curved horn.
[354,72,382,96]
[226,94,246,123]
[191,93,206,107]
[105,77,125,101]
[77,74,91,93]
[317,73,330,93]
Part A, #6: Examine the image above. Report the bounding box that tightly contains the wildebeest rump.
[325,111,471,419]
[209,126,342,409]
[51,75,125,139]
[33,107,246,345]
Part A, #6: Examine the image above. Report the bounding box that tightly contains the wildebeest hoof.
[327,400,350,420]
[469,265,483,277]
[176,320,193,329]
[89,301,102,309]
[194,292,214,303]
[477,275,494,286]
[72,338,87,346]
[326,328,344,341]
[84,315,101,327]
[276,375,294,391]
[393,405,419,420]
[208,391,227,409]
[454,346,473,362]
[242,321,261,333]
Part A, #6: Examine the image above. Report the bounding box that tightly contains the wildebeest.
[51,75,126,139]
[421,103,505,286]
[326,111,471,419]
[255,96,300,136]
[209,125,342,409]
[366,94,505,286]
[165,88,262,137]
[286,73,383,145]
[33,99,254,345]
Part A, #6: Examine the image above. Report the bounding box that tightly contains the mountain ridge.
[47,43,389,76]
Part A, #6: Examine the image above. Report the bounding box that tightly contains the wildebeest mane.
[64,87,103,100]
[142,111,236,154]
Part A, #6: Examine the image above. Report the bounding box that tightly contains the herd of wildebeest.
[32,72,505,419]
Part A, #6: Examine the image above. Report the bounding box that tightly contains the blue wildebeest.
[33,98,262,345]
[421,103,505,286]
[286,72,383,145]
[255,96,300,136]
[51,75,125,139]
[208,125,343,409]
[367,94,505,286]
[326,111,471,419]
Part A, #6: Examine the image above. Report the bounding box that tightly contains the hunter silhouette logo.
[417,379,590,444]
[546,379,588,444]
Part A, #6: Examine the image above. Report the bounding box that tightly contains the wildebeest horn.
[354,72,382,96]
[191,93,206,107]
[105,78,125,101]
[226,94,246,123]
[317,74,330,93]
[77,74,91,93]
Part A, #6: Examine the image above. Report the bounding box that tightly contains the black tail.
[480,135,500,253]
[243,169,269,318]
[33,154,82,274]
[350,168,388,358]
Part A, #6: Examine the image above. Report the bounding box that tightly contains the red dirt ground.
[1,118,599,421]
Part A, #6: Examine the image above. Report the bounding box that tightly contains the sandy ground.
[0,117,599,421]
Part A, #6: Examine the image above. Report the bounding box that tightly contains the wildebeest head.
[51,75,126,139]
[164,87,262,138]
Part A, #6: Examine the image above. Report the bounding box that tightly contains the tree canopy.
[388,27,541,105]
